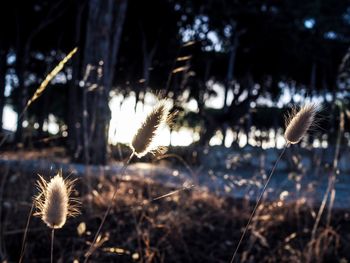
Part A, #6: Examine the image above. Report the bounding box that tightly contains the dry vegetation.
[1,101,348,263]
[1,165,350,263]
[0,54,346,262]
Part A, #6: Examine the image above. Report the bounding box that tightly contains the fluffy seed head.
[34,171,80,229]
[131,100,173,158]
[284,103,318,144]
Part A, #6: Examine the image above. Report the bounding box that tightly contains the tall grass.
[34,171,80,263]
[230,103,319,263]
[308,102,344,261]
[84,99,175,262]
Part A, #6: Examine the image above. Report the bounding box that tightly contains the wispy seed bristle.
[284,103,318,144]
[131,100,173,158]
[34,171,80,229]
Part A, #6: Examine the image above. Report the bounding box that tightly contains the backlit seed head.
[284,103,318,144]
[34,171,80,229]
[131,100,174,158]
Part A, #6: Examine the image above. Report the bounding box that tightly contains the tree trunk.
[223,21,238,110]
[310,62,316,91]
[141,29,157,90]
[0,51,6,132]
[68,2,84,160]
[81,0,128,164]
[222,21,238,144]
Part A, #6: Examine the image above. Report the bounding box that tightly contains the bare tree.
[81,0,128,164]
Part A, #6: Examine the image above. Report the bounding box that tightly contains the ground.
[0,147,350,262]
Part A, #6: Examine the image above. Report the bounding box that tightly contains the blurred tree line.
[0,0,349,164]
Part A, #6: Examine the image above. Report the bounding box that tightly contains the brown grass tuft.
[34,171,80,229]
[131,100,174,158]
[284,103,318,144]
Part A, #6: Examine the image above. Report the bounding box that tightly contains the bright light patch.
[108,94,172,147]
[304,18,315,29]
[205,83,225,109]
[324,31,337,40]
[209,130,223,146]
[171,128,194,146]
[239,133,247,148]
[184,98,198,112]
[224,129,234,148]
[2,105,17,131]
[43,114,60,134]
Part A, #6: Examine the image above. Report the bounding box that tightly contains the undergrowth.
[1,166,350,262]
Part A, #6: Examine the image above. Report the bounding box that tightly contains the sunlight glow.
[2,105,17,131]
[108,93,173,146]
[209,130,223,146]
[171,128,196,146]
[1,86,328,149]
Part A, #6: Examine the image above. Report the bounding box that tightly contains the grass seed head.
[34,171,80,229]
[284,103,318,145]
[131,100,174,158]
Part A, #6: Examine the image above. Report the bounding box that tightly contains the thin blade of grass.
[24,47,78,112]
[152,184,195,201]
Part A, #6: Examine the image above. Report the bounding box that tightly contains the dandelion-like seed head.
[131,100,174,158]
[34,171,80,229]
[284,103,318,145]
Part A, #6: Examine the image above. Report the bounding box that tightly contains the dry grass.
[230,104,320,262]
[131,100,174,158]
[284,104,318,145]
[1,166,350,263]
[24,47,78,112]
[34,172,80,229]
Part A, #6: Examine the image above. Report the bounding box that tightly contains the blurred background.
[1,0,350,262]
[0,0,349,157]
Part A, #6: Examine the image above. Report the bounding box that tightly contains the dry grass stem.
[231,102,319,263]
[25,47,78,111]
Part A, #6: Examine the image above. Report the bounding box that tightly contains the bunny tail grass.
[230,145,287,263]
[34,171,80,229]
[284,103,318,144]
[231,102,319,262]
[131,100,174,158]
[85,99,175,262]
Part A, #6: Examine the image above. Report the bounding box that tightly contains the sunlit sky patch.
[2,81,333,149]
[2,106,17,131]
[108,93,173,146]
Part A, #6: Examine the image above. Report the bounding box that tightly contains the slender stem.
[151,184,195,201]
[326,110,343,226]
[311,175,332,240]
[51,229,55,263]
[230,144,288,263]
[19,201,36,263]
[84,153,134,263]
[311,109,343,239]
